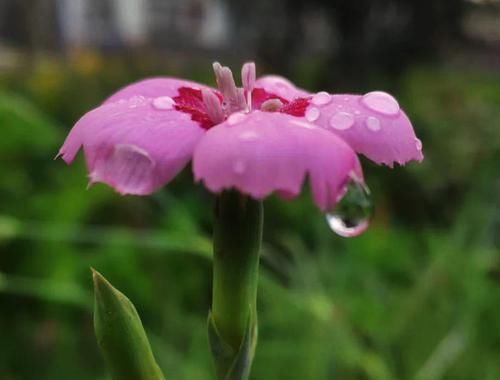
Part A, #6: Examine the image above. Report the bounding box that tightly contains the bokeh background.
[1,0,499,379]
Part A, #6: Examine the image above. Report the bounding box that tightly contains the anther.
[241,62,256,111]
[261,98,284,112]
[202,89,225,124]
[212,62,247,113]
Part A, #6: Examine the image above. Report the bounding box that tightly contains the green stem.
[209,190,263,379]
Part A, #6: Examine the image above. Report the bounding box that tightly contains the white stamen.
[212,62,248,113]
[212,62,223,87]
[241,62,256,111]
[241,62,256,92]
[202,89,225,124]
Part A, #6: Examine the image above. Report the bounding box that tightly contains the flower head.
[59,62,423,217]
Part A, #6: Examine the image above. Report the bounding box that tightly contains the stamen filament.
[212,62,248,114]
[241,62,256,112]
[202,89,225,124]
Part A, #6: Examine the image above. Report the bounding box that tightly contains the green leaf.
[208,306,257,380]
[0,91,60,154]
[92,269,165,380]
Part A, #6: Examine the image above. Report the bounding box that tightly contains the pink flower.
[59,62,423,215]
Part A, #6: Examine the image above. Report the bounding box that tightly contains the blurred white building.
[55,0,229,49]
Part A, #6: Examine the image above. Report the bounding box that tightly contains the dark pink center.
[173,87,220,129]
[173,86,310,129]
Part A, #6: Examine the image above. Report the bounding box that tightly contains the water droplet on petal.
[365,116,381,131]
[361,91,400,116]
[239,130,259,141]
[312,91,332,106]
[128,96,147,108]
[305,107,321,122]
[329,112,355,130]
[290,119,316,130]
[227,112,247,125]
[326,174,373,237]
[153,96,175,110]
[232,159,246,174]
[415,138,423,151]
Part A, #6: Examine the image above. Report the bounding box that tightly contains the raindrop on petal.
[325,174,373,237]
[128,96,146,108]
[305,107,321,122]
[329,112,355,130]
[153,96,175,110]
[312,91,332,106]
[415,138,423,151]
[239,130,259,141]
[365,116,381,131]
[290,119,316,130]
[361,91,400,116]
[232,159,246,174]
[227,112,247,125]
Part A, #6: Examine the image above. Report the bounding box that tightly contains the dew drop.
[329,112,355,130]
[128,96,146,108]
[365,116,381,131]
[312,91,332,106]
[290,119,315,130]
[239,130,259,141]
[227,112,247,125]
[305,107,321,122]
[153,96,175,110]
[325,175,373,237]
[361,91,400,116]
[232,159,246,174]
[415,138,423,151]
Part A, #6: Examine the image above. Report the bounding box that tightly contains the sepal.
[208,307,257,380]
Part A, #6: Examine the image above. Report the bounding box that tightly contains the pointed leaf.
[92,269,165,380]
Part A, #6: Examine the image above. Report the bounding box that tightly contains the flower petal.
[59,96,205,195]
[255,75,310,101]
[303,92,423,166]
[89,144,156,194]
[192,111,361,211]
[104,77,216,104]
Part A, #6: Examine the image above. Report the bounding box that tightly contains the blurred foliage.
[0,50,499,380]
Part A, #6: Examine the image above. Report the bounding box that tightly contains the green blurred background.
[0,1,499,379]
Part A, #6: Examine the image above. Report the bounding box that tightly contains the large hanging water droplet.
[361,91,400,116]
[325,175,373,237]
